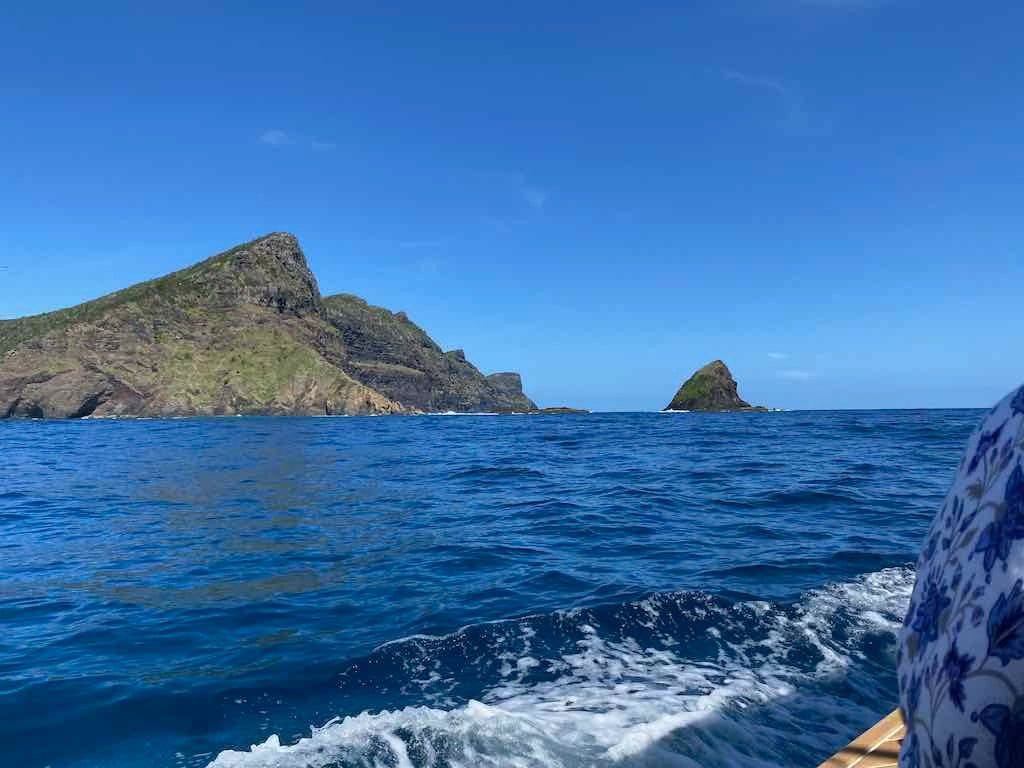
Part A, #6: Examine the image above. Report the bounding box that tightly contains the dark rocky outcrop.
[486,373,530,404]
[321,295,536,413]
[0,233,535,418]
[664,360,766,412]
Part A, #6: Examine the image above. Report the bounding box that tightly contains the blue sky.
[2,1,1021,410]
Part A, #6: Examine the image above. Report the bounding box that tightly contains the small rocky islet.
[663,359,769,412]
[0,233,544,419]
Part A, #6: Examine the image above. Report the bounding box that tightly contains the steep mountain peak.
[219,231,305,275]
[208,232,322,316]
[0,233,320,356]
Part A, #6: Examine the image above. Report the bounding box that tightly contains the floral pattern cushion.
[899,384,1024,768]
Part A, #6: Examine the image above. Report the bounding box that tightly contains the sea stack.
[664,360,766,412]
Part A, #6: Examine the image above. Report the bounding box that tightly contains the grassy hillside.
[0,237,265,355]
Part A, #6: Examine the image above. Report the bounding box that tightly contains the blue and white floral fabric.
[899,384,1024,768]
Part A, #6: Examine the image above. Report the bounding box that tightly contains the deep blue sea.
[0,410,982,768]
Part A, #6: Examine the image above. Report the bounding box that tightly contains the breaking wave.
[209,567,912,768]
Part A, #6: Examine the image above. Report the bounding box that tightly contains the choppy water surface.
[0,410,981,767]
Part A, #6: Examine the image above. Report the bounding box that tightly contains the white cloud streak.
[259,129,292,146]
[723,69,789,96]
[522,185,548,210]
[722,69,829,137]
[396,239,446,250]
[796,0,889,7]
[260,130,335,151]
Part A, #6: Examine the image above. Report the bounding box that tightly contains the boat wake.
[208,567,912,768]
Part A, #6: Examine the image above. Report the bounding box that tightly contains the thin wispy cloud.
[767,351,789,360]
[415,257,442,276]
[483,171,550,212]
[465,172,550,237]
[723,69,789,96]
[259,129,293,146]
[396,239,447,250]
[481,215,518,234]
[722,69,829,137]
[355,237,449,251]
[259,130,335,151]
[522,185,548,210]
[795,0,889,8]
[740,0,891,14]
[349,241,446,275]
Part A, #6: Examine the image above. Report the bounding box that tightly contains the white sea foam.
[420,411,506,417]
[207,567,913,768]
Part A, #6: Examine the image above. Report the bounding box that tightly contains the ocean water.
[0,410,981,768]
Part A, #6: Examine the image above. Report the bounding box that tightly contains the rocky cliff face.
[321,295,536,412]
[0,233,535,418]
[664,360,764,412]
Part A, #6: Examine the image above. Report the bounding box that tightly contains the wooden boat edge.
[816,709,904,768]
